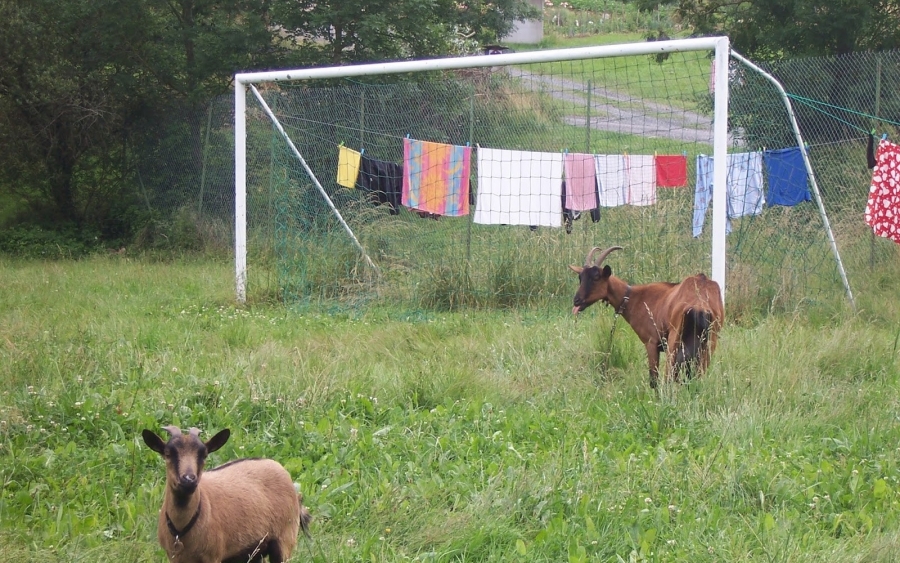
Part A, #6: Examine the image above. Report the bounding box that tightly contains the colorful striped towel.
[402,138,471,216]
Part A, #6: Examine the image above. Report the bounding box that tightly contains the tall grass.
[1,257,899,562]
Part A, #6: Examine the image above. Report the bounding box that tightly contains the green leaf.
[873,479,889,500]
[516,539,527,556]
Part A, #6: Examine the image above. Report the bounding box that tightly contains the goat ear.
[205,429,231,453]
[142,429,167,456]
[602,265,612,277]
[568,265,583,274]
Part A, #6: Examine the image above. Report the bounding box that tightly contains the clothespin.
[682,150,687,158]
[882,133,888,141]
[360,148,365,155]
[339,141,344,147]
[466,142,470,147]
[406,133,411,139]
[654,150,657,158]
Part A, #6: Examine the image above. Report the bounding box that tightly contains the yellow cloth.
[337,146,362,188]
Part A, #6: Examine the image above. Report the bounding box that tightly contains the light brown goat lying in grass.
[570,246,724,388]
[143,426,311,563]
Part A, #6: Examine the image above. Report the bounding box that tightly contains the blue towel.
[763,147,811,207]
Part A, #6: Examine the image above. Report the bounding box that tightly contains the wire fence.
[137,48,900,315]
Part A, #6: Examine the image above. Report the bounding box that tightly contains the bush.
[0,224,104,259]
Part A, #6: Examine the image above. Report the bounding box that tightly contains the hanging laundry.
[726,152,765,218]
[655,154,688,187]
[867,132,877,169]
[763,147,811,207]
[693,152,765,237]
[626,154,657,206]
[336,145,362,188]
[563,152,600,212]
[474,148,563,227]
[865,138,900,245]
[692,155,717,238]
[594,154,628,207]
[357,154,403,215]
[402,137,471,217]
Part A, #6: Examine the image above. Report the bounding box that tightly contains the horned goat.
[570,246,724,388]
[142,426,311,563]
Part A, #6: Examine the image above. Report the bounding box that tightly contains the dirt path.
[507,68,716,145]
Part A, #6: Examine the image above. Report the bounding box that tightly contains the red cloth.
[655,154,687,187]
[865,139,900,244]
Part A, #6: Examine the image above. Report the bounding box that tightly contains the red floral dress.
[865,139,900,244]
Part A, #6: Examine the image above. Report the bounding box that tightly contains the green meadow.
[1,256,900,562]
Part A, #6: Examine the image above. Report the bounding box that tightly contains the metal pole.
[235,81,247,303]
[730,50,855,308]
[248,85,379,275]
[236,38,729,85]
[711,37,730,305]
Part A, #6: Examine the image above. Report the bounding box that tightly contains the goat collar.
[615,285,632,316]
[166,501,201,543]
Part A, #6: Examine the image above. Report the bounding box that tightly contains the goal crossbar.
[234,36,731,304]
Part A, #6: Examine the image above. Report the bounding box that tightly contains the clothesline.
[335,136,818,238]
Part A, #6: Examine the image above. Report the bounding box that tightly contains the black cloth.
[867,132,877,169]
[561,179,601,233]
[357,155,403,215]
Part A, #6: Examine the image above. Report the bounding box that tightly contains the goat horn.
[162,425,182,437]
[585,245,623,267]
[188,427,202,437]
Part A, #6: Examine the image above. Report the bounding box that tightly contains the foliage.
[272,0,540,66]
[0,0,281,235]
[0,225,104,259]
[675,0,900,59]
[0,258,899,562]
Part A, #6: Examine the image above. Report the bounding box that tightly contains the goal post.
[234,36,732,305]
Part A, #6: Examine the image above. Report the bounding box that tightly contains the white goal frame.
[233,36,732,305]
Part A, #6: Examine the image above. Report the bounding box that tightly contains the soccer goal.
[234,37,734,310]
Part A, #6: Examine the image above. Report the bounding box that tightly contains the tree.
[0,0,285,228]
[674,0,900,59]
[271,0,540,66]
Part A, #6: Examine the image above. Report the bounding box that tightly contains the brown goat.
[142,426,311,563]
[570,246,723,388]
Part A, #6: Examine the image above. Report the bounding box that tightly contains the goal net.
[234,37,848,314]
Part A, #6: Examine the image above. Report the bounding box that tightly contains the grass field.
[2,255,900,562]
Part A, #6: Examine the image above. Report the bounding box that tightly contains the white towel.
[626,154,657,206]
[594,154,628,207]
[474,148,563,227]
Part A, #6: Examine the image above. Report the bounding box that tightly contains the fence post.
[586,79,592,152]
[198,103,213,219]
[871,54,882,270]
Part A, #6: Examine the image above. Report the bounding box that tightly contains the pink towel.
[402,138,471,216]
[563,153,598,211]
